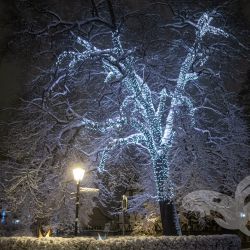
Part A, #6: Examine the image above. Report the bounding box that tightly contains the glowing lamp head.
[73,167,85,183]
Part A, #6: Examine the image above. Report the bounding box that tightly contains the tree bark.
[159,199,182,236]
[154,154,182,236]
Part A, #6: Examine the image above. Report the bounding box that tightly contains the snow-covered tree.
[1,0,249,235]
[55,10,250,235]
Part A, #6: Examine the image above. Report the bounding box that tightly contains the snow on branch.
[161,12,229,148]
[58,116,127,141]
[98,133,146,172]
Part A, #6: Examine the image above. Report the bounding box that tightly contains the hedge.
[0,234,241,250]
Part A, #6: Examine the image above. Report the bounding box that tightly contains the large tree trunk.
[159,199,182,236]
[154,154,182,236]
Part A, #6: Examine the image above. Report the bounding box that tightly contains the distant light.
[14,219,20,224]
[1,209,6,224]
[73,167,85,182]
[240,212,246,218]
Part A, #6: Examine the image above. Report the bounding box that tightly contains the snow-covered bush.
[0,235,241,250]
[131,203,161,236]
[132,214,161,236]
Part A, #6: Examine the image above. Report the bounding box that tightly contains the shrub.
[0,234,241,250]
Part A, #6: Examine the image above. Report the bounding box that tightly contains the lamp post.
[121,195,128,236]
[73,166,85,236]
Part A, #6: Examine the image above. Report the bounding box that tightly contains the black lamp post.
[73,167,85,236]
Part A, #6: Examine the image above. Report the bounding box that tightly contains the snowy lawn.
[0,234,241,250]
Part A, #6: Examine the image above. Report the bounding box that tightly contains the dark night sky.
[0,0,23,121]
[0,0,250,122]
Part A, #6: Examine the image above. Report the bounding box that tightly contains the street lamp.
[73,166,85,236]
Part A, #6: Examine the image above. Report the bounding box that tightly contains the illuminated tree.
[1,1,249,236]
[53,11,243,235]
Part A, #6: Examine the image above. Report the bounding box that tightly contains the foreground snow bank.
[0,234,240,250]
